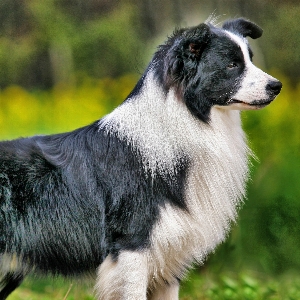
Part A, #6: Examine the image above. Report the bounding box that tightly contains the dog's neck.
[100,70,248,176]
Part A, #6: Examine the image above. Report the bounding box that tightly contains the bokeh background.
[1,0,300,299]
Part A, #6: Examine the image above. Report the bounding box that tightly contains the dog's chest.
[147,108,250,283]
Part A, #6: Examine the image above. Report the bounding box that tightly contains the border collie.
[0,18,281,299]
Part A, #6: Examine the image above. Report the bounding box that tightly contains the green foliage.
[262,6,300,83]
[50,1,146,79]
[0,0,145,88]
[180,269,300,300]
[0,74,137,139]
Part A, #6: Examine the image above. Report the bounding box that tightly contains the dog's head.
[154,18,282,122]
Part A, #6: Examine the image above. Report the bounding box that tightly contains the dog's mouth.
[226,98,273,109]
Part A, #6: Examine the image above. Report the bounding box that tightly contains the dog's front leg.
[96,251,148,300]
[148,282,180,300]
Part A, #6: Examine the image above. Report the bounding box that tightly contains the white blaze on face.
[225,31,278,109]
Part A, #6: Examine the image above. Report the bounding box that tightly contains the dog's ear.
[164,23,211,88]
[222,18,263,39]
[183,23,211,59]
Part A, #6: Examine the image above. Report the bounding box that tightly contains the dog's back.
[0,18,281,300]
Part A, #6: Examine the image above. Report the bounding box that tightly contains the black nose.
[266,80,282,96]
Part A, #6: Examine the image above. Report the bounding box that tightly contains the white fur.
[225,31,278,107]
[148,283,179,300]
[99,70,251,294]
[96,251,180,300]
[96,252,148,300]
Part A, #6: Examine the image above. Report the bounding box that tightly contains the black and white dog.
[0,18,281,299]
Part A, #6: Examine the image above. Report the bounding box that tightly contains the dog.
[0,18,281,299]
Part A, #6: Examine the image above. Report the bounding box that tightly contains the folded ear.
[164,23,211,87]
[183,23,211,59]
[222,18,263,39]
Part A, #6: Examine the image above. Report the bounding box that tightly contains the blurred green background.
[1,0,300,299]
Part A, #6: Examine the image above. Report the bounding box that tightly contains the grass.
[8,276,95,300]
[180,269,300,300]
[7,268,300,300]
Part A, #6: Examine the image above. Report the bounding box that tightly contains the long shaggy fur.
[0,18,281,299]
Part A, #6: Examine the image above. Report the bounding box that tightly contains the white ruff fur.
[99,71,251,291]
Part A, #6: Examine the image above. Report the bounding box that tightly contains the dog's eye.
[227,62,238,69]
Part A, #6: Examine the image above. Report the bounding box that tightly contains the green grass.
[180,269,300,300]
[7,269,300,300]
[8,276,94,300]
